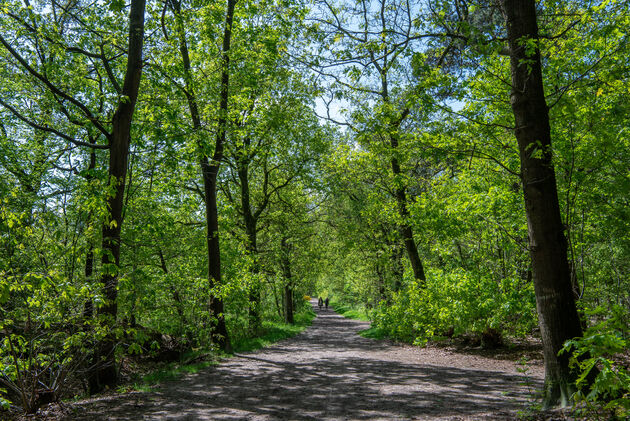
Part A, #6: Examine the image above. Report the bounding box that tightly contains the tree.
[305,0,432,282]
[500,0,585,407]
[0,0,146,392]
[92,0,146,391]
[164,0,236,351]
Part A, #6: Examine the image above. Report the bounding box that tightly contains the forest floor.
[32,300,551,420]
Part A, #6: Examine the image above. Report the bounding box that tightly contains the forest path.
[66,300,544,420]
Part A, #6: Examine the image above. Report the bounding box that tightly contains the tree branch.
[0,98,109,149]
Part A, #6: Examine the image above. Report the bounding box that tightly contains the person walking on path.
[324,297,329,310]
[318,297,323,310]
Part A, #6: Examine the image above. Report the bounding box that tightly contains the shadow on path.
[66,301,542,420]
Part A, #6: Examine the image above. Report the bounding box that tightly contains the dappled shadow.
[65,301,542,420]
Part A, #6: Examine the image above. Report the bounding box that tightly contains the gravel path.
[64,300,544,420]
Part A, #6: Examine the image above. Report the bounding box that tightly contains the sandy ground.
[58,300,544,420]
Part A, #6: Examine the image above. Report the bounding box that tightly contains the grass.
[232,310,316,353]
[130,310,316,392]
[330,301,371,322]
[358,326,388,340]
[133,358,219,392]
[328,301,389,341]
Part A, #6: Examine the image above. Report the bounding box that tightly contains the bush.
[560,305,630,419]
[0,270,92,413]
[372,268,537,345]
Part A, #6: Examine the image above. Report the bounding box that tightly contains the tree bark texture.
[502,0,584,407]
[89,0,146,393]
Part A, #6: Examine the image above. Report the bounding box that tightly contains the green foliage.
[232,310,315,353]
[372,269,537,345]
[0,0,628,416]
[0,267,94,412]
[560,306,630,419]
[358,326,387,340]
[330,300,370,322]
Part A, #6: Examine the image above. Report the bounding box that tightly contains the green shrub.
[372,268,537,345]
[560,305,630,419]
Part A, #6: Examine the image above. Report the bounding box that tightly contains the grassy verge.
[132,356,220,392]
[357,326,388,340]
[232,310,316,353]
[130,310,316,392]
[328,301,390,340]
[330,300,370,321]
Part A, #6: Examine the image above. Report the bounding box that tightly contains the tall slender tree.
[91,0,146,392]
[166,0,232,350]
[306,0,431,282]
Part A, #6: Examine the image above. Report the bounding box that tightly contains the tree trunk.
[394,189,426,283]
[236,146,262,333]
[388,227,406,292]
[89,0,146,394]
[284,285,294,324]
[389,129,425,283]
[201,161,231,351]
[381,71,426,284]
[170,0,234,352]
[200,0,236,352]
[83,143,96,322]
[502,0,584,408]
[281,236,294,324]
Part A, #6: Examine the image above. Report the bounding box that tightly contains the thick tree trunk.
[89,0,145,394]
[201,159,231,351]
[502,0,584,408]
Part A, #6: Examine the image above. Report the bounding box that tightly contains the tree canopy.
[1,0,628,416]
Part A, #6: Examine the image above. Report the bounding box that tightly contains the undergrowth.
[358,326,388,340]
[131,358,219,392]
[328,300,388,340]
[232,310,316,353]
[330,300,370,321]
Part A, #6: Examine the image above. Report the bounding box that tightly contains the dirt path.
[64,300,544,420]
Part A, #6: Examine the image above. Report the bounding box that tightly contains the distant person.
[324,297,329,309]
[318,297,323,310]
